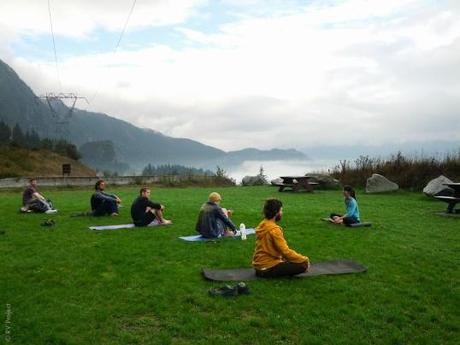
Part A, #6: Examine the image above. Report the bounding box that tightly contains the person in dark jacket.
[21,178,57,214]
[130,187,171,226]
[195,192,236,238]
[91,180,121,216]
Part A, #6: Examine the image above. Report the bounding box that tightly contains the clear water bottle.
[240,223,247,240]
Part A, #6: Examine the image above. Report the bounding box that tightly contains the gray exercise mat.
[346,222,372,228]
[435,211,460,218]
[202,260,367,281]
[89,220,165,231]
[321,218,372,228]
[179,228,256,241]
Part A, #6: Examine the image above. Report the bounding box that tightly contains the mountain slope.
[0,145,96,178]
[0,59,306,170]
[0,59,224,166]
[0,60,54,134]
[67,108,225,165]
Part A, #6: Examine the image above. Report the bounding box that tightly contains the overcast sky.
[0,0,459,152]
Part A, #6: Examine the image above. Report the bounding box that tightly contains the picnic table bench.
[434,183,460,213]
[272,176,319,192]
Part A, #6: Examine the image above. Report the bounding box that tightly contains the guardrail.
[0,175,218,189]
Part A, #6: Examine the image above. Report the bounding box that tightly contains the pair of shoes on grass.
[208,282,250,297]
[41,219,56,227]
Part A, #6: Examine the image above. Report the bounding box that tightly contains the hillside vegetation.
[0,145,96,178]
[331,151,460,190]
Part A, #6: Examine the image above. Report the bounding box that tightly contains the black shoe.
[235,282,250,295]
[208,284,238,297]
[208,282,250,297]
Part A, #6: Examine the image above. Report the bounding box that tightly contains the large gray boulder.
[270,177,283,185]
[366,174,399,193]
[423,175,454,197]
[242,175,268,186]
[307,174,341,190]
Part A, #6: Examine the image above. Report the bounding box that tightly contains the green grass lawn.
[1,186,459,345]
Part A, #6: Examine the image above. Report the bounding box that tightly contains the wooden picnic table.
[273,176,319,192]
[434,183,460,213]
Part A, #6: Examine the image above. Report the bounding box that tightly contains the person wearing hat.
[195,192,237,238]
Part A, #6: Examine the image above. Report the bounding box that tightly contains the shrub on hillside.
[330,150,460,191]
[214,166,236,186]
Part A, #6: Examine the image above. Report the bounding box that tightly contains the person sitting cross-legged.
[131,187,172,227]
[252,198,310,278]
[328,185,360,225]
[195,192,237,238]
[21,178,57,214]
[91,180,121,216]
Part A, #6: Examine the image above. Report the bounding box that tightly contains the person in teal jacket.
[329,185,360,225]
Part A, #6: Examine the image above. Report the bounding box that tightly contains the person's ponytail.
[344,185,356,200]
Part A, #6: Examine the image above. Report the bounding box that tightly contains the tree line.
[0,121,81,160]
[142,163,214,177]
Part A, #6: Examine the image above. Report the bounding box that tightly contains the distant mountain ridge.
[0,59,307,172]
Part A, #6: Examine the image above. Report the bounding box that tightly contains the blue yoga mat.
[179,228,256,241]
[89,220,165,231]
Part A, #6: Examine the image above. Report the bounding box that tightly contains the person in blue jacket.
[195,192,237,238]
[329,185,360,225]
[91,180,121,216]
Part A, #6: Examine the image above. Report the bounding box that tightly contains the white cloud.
[2,0,460,151]
[0,0,206,38]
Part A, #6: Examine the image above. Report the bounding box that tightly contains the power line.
[47,0,62,91]
[90,0,137,103]
[115,0,137,54]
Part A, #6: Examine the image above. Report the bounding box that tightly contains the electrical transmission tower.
[39,93,88,138]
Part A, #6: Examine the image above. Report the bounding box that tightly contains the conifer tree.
[0,121,11,144]
[11,124,25,146]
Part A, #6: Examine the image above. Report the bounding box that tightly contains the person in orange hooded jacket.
[252,198,310,278]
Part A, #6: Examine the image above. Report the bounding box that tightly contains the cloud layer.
[1,0,459,151]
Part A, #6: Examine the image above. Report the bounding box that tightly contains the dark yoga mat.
[321,218,372,228]
[202,259,367,281]
[346,222,372,228]
[435,211,460,218]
